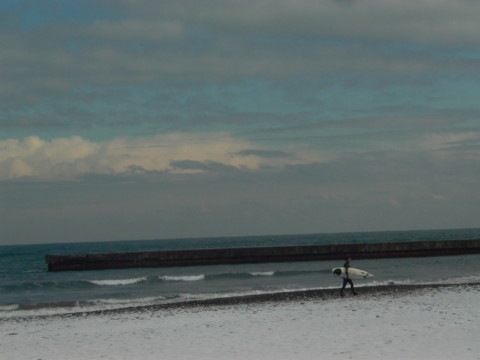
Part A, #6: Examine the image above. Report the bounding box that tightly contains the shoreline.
[45,281,480,319]
[6,281,479,321]
[140,281,480,309]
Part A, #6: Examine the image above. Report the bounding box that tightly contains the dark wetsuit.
[340,261,357,296]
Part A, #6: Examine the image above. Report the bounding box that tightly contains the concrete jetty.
[45,238,480,272]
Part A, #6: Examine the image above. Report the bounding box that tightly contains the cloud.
[169,160,239,174]
[2,125,478,182]
[3,0,479,109]
[2,129,480,244]
[87,19,185,42]
[422,132,480,150]
[0,133,307,181]
[108,0,480,45]
[235,149,291,159]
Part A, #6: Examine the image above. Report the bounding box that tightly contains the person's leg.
[347,279,357,295]
[340,278,348,296]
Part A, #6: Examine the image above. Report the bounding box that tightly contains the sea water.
[1,228,480,318]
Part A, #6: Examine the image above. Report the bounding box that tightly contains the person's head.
[345,256,351,263]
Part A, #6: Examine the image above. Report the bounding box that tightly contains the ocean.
[2,228,480,319]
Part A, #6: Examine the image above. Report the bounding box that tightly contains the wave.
[91,296,166,305]
[0,304,19,311]
[79,269,314,285]
[71,274,205,286]
[0,269,330,293]
[2,279,479,319]
[249,271,275,276]
[5,270,479,296]
[0,287,327,319]
[89,277,148,286]
[1,281,82,292]
[1,277,149,292]
[154,269,316,282]
[367,275,480,287]
[158,275,205,282]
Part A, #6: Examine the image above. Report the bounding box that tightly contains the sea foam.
[159,275,205,282]
[89,277,147,286]
[249,271,275,276]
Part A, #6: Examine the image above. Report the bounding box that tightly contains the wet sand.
[71,281,480,318]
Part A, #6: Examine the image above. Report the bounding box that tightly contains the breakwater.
[45,239,480,272]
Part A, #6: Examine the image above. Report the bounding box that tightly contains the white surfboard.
[332,267,373,280]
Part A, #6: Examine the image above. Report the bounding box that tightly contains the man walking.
[340,257,358,297]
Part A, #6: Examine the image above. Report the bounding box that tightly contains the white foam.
[92,296,164,306]
[89,277,147,286]
[436,275,480,284]
[0,304,19,311]
[0,296,168,319]
[159,275,205,282]
[367,275,480,287]
[175,286,332,303]
[0,304,87,319]
[367,279,417,287]
[249,271,275,276]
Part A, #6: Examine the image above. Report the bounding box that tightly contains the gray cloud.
[2,144,480,244]
[3,0,479,139]
[169,160,239,173]
[235,149,290,159]
[3,0,479,105]
[107,0,480,44]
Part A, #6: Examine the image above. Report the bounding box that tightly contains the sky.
[1,0,480,245]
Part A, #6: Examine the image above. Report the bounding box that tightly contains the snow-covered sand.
[2,284,479,360]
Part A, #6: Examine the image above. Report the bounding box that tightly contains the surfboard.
[332,267,373,280]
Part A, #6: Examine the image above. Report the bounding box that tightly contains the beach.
[2,283,479,360]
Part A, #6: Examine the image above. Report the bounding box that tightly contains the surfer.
[340,257,358,297]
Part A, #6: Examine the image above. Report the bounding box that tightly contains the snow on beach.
[2,284,479,360]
